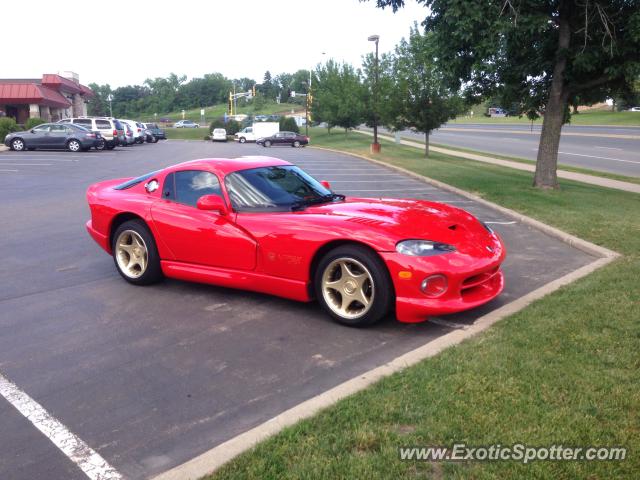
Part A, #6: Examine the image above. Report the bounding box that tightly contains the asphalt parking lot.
[0,140,596,479]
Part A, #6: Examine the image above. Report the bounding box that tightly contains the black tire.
[314,245,393,327]
[239,137,246,144]
[264,140,272,147]
[67,139,81,152]
[153,136,159,143]
[293,140,300,148]
[10,138,25,151]
[112,219,163,285]
[95,139,106,151]
[106,144,116,150]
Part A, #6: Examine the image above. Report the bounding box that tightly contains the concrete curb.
[152,146,620,480]
[0,145,8,152]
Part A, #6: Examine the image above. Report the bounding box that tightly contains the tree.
[260,71,276,100]
[366,25,463,156]
[312,60,367,132]
[371,0,640,188]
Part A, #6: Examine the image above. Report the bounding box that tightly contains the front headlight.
[396,240,456,256]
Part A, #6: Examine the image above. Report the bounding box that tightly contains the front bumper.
[380,242,506,323]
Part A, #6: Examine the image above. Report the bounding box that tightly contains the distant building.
[0,72,93,123]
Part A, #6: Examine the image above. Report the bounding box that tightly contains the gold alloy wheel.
[321,257,375,319]
[115,230,148,279]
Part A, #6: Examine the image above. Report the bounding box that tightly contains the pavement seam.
[151,146,620,480]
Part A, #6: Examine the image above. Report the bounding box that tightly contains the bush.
[0,117,19,142]
[210,118,241,135]
[209,118,225,133]
[279,116,300,133]
[25,117,46,130]
[224,120,241,135]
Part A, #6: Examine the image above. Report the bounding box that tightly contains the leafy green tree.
[279,116,300,133]
[313,60,367,133]
[260,71,276,100]
[371,0,640,188]
[25,118,46,129]
[366,25,463,156]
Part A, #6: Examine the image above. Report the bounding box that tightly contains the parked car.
[58,117,122,149]
[174,120,200,128]
[121,122,135,146]
[235,122,279,143]
[142,123,166,142]
[121,120,146,144]
[85,157,505,327]
[211,128,227,142]
[257,131,309,148]
[629,107,640,112]
[5,123,101,152]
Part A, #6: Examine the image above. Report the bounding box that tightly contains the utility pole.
[368,34,380,153]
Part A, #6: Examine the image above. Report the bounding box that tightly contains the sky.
[4,0,428,88]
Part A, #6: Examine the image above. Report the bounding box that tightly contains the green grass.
[206,128,640,480]
[377,135,640,186]
[142,101,304,124]
[164,127,210,140]
[451,109,640,126]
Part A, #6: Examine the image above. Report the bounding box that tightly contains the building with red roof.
[0,72,94,124]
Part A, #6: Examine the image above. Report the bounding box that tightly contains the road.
[375,123,640,177]
[0,141,595,479]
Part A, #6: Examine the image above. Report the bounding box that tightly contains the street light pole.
[368,34,380,153]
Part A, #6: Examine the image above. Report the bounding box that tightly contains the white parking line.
[0,372,122,480]
[346,188,435,192]
[329,180,427,184]
[0,163,53,166]
[0,169,18,172]
[595,146,623,151]
[485,221,518,225]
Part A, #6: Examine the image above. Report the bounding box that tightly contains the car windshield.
[225,165,339,212]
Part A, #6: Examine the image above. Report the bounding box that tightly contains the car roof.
[167,156,292,176]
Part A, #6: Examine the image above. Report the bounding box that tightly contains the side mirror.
[30,129,35,133]
[320,180,331,190]
[197,194,228,216]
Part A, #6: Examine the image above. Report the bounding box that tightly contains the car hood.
[299,197,498,256]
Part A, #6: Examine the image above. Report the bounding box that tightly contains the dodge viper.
[86,156,505,326]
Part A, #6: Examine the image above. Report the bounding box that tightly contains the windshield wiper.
[290,193,345,211]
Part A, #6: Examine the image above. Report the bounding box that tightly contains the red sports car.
[86,156,505,327]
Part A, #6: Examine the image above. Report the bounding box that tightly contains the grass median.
[206,128,639,479]
[165,127,210,140]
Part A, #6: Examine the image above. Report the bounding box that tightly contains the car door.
[273,132,286,145]
[150,169,257,270]
[48,124,69,148]
[26,124,51,147]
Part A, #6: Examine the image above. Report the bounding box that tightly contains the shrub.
[0,117,19,142]
[25,117,46,130]
[279,116,300,133]
[224,120,241,136]
[209,118,225,133]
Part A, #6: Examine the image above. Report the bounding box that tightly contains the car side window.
[163,170,221,208]
[75,119,93,128]
[50,125,66,132]
[32,124,50,132]
[95,120,111,129]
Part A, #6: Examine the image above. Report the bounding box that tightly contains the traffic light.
[228,92,233,115]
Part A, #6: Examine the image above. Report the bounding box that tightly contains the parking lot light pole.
[368,34,380,153]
